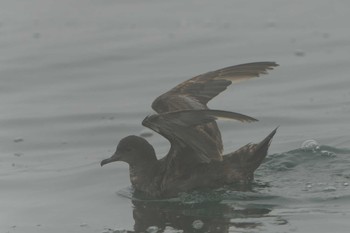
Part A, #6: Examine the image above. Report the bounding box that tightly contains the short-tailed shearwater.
[101,62,278,198]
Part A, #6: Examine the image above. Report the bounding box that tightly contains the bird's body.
[101,62,279,198]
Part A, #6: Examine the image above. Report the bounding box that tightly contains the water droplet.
[192,220,204,229]
[320,150,336,157]
[113,230,128,233]
[146,226,160,233]
[343,182,349,186]
[301,139,320,151]
[164,226,183,232]
[323,186,337,192]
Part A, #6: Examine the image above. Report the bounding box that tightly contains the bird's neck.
[129,159,158,187]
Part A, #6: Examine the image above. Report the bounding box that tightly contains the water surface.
[1,0,350,232]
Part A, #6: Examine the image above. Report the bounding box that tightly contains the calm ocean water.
[1,0,350,232]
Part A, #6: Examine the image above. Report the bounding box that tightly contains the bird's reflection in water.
[124,188,282,233]
[132,200,270,232]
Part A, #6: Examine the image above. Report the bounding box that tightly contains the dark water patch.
[113,186,293,233]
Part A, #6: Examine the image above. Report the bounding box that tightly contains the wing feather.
[142,109,258,163]
[152,62,278,113]
[147,62,278,162]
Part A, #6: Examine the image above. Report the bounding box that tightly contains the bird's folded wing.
[142,109,258,163]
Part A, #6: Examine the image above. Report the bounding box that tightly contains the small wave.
[301,139,350,155]
[262,143,349,172]
[307,193,350,203]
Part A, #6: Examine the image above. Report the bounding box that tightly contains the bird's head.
[100,135,156,166]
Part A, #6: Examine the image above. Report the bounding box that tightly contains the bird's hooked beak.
[100,151,121,167]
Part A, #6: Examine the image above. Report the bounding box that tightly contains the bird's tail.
[227,127,278,173]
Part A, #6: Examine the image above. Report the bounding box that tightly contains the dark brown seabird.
[101,62,279,198]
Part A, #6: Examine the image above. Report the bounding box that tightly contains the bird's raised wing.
[151,62,279,113]
[142,109,258,163]
[149,62,278,160]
